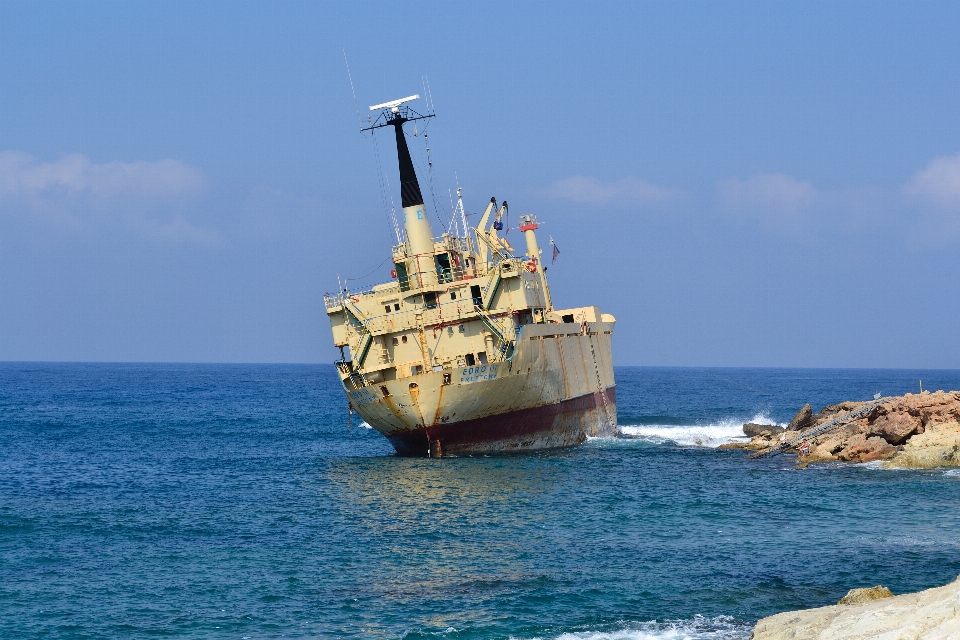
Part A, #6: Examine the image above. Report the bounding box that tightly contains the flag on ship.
[550,237,560,263]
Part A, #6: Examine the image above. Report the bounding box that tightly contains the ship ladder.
[482,268,503,310]
[747,399,887,459]
[352,329,374,370]
[474,305,515,361]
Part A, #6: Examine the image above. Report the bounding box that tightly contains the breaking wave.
[618,414,780,448]
[514,615,751,640]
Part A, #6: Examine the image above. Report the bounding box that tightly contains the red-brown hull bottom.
[385,386,617,457]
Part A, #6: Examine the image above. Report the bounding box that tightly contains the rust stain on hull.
[387,387,617,456]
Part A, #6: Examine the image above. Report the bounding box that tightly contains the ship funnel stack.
[365,95,436,257]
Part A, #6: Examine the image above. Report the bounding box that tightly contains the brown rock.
[838,434,896,463]
[883,420,960,468]
[787,404,813,431]
[867,410,921,445]
[838,585,894,605]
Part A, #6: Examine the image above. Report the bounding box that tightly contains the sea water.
[2,364,960,639]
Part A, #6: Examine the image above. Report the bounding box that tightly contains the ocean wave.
[944,469,960,477]
[515,615,751,640]
[617,414,779,448]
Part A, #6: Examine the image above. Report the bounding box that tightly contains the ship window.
[380,385,391,397]
[465,353,476,366]
[384,305,391,313]
[392,337,399,346]
[395,262,410,292]
[442,373,451,385]
[470,285,482,307]
[434,253,452,283]
[458,324,466,333]
[424,292,438,309]
[401,335,408,343]
[450,291,457,300]
[394,303,400,311]
[477,351,488,365]
[411,366,422,376]
[562,314,575,323]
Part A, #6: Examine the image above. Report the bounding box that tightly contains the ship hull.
[387,386,616,456]
[344,321,618,457]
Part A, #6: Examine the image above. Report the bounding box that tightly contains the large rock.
[751,576,960,640]
[883,420,960,468]
[788,404,813,431]
[867,409,922,445]
[837,585,893,605]
[743,423,785,437]
[837,434,896,463]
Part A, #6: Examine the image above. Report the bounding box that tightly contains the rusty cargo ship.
[325,94,616,456]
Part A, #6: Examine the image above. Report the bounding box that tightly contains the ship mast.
[364,96,436,256]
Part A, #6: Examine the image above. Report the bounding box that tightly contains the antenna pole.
[342,48,363,132]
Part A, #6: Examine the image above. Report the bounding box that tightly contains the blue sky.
[1,1,959,366]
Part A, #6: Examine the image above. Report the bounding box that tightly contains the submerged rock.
[837,585,893,605]
[752,576,960,640]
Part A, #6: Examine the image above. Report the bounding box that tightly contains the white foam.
[619,414,779,448]
[944,469,960,477]
[358,420,373,429]
[514,615,750,640]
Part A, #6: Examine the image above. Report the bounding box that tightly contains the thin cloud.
[0,151,205,202]
[903,152,960,207]
[0,151,214,242]
[718,173,818,215]
[542,175,678,205]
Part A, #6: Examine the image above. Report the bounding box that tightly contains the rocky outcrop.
[884,420,960,469]
[737,391,960,467]
[744,423,785,437]
[787,403,813,431]
[751,576,960,639]
[836,585,893,605]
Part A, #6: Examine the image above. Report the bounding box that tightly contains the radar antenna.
[362,94,435,132]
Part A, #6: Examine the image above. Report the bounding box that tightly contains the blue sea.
[3,364,960,639]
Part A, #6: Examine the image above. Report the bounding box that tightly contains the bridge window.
[470,285,482,306]
[424,292,438,309]
[434,253,452,283]
[477,352,488,365]
[384,305,391,313]
[394,303,400,311]
[465,353,476,366]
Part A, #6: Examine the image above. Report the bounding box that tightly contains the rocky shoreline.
[751,576,960,639]
[723,390,960,468]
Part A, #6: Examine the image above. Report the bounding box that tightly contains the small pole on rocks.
[920,380,923,393]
